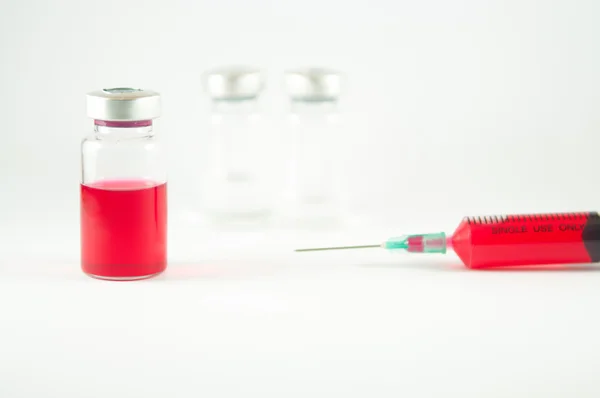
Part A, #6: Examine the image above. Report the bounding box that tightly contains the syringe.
[296,212,600,268]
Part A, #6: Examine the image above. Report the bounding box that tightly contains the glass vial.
[81,88,167,280]
[279,68,344,227]
[200,66,273,225]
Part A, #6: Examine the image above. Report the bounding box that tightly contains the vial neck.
[290,99,338,114]
[210,98,259,114]
[94,120,154,139]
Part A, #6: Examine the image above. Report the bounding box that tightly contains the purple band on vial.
[95,120,153,128]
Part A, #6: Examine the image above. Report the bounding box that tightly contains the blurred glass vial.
[200,66,276,226]
[278,67,346,228]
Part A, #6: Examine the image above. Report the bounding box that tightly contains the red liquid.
[81,180,167,279]
[450,213,599,268]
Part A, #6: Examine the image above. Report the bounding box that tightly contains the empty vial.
[201,66,274,224]
[279,68,344,226]
[81,88,167,280]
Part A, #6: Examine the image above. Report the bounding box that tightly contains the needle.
[295,244,382,252]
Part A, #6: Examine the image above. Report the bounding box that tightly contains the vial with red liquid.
[81,88,167,280]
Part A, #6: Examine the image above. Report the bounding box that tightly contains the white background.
[1,0,600,396]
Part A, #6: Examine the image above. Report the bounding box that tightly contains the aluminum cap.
[86,88,161,121]
[202,66,265,100]
[284,68,342,101]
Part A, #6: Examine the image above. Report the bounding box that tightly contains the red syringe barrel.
[450,212,600,268]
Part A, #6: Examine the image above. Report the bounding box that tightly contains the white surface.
[2,0,600,396]
[4,224,600,397]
